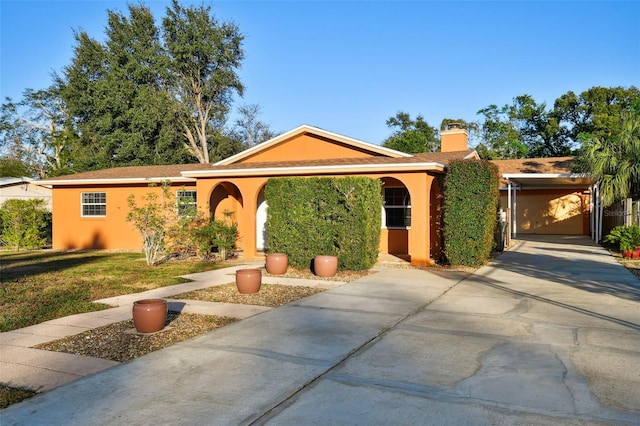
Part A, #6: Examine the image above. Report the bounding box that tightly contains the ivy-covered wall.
[443,160,500,266]
[264,176,382,270]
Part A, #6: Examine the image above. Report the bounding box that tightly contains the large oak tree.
[475,86,639,160]
[57,1,245,169]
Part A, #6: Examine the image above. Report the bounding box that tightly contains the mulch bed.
[34,283,329,363]
[35,312,237,362]
[173,283,326,306]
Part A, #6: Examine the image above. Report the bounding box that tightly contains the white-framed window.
[176,190,197,216]
[81,192,106,217]
[383,187,411,228]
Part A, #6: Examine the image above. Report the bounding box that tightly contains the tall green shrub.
[265,177,382,270]
[443,159,500,266]
[0,199,50,250]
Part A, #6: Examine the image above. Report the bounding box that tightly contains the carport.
[502,172,595,242]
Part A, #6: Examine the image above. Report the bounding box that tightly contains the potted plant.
[314,255,338,277]
[604,225,640,258]
[265,253,288,275]
[632,226,640,259]
[132,299,168,333]
[235,268,262,293]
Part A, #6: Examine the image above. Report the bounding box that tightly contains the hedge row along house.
[37,124,594,266]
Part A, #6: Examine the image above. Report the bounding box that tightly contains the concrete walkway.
[0,262,346,394]
[2,236,640,424]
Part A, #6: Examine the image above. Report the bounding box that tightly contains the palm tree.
[581,110,640,207]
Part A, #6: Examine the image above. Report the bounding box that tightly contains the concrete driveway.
[3,235,639,425]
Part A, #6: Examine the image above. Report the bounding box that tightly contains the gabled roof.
[37,125,480,185]
[215,124,412,165]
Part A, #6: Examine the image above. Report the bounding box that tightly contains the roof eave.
[503,173,590,179]
[36,177,196,186]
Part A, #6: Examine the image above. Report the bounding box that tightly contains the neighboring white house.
[0,177,52,210]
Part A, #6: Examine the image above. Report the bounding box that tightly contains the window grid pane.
[177,190,197,216]
[384,187,411,228]
[81,192,106,217]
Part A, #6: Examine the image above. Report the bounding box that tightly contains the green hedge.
[443,159,500,266]
[264,177,382,270]
[0,199,51,250]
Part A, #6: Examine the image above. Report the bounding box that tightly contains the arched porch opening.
[380,176,411,259]
[209,182,244,220]
[209,182,244,251]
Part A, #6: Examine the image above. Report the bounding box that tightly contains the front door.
[256,199,268,251]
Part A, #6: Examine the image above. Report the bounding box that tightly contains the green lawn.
[0,250,226,332]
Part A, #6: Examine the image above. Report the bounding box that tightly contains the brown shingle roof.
[212,150,476,170]
[39,163,215,181]
[39,150,478,183]
[490,157,576,175]
[490,156,581,187]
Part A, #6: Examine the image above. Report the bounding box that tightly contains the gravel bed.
[174,283,326,306]
[34,283,329,362]
[35,313,237,362]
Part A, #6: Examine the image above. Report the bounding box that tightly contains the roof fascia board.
[503,173,590,179]
[463,151,480,160]
[36,177,196,186]
[500,185,590,191]
[183,162,446,178]
[215,124,412,166]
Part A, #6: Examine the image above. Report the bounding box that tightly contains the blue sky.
[1,1,639,145]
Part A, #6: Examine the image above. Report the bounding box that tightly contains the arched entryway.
[209,181,244,226]
[210,182,243,219]
[380,177,411,257]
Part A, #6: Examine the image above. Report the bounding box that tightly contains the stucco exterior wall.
[52,183,195,250]
[239,133,379,163]
[193,171,439,267]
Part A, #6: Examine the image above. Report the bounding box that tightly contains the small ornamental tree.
[443,159,500,266]
[0,199,50,250]
[127,183,238,264]
[127,185,174,266]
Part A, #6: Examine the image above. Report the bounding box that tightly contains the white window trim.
[382,187,411,229]
[80,192,106,217]
[176,190,197,217]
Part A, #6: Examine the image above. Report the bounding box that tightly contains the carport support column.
[508,181,517,239]
[591,183,597,241]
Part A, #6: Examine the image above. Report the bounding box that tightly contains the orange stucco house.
[40,124,596,266]
[40,125,478,266]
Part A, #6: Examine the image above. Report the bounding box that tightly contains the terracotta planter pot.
[235,268,262,294]
[623,249,633,259]
[132,299,168,333]
[633,247,640,259]
[314,255,338,277]
[265,253,288,275]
